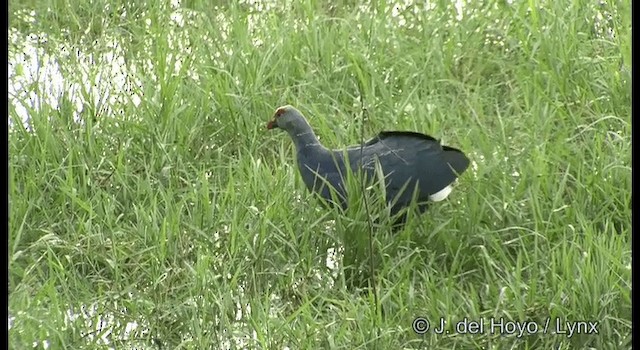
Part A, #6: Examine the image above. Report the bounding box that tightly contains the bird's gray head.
[266,105,305,131]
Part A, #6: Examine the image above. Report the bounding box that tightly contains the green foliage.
[9,0,630,349]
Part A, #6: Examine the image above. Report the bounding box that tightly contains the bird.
[266,105,470,225]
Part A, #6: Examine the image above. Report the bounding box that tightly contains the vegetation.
[9,0,631,349]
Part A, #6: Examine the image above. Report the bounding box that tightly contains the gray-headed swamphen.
[267,105,470,226]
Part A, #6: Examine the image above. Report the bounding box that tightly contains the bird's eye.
[275,108,286,117]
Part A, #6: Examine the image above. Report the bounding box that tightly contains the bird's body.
[267,105,470,220]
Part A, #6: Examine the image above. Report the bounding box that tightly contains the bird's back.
[345,131,469,213]
[295,131,469,215]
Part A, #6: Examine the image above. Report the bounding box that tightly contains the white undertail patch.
[429,185,452,202]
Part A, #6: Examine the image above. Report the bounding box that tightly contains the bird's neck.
[288,125,323,152]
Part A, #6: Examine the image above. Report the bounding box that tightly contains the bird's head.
[266,105,302,131]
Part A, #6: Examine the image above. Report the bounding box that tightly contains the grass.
[9,0,631,349]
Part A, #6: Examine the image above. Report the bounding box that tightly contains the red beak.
[266,120,278,129]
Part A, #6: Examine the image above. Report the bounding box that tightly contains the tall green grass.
[9,0,630,349]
